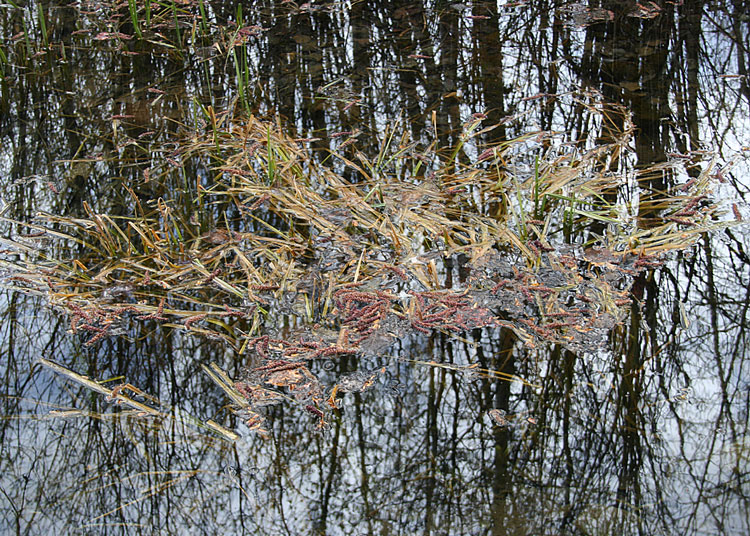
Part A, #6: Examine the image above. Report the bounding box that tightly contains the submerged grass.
[1,96,739,436]
[37,358,239,441]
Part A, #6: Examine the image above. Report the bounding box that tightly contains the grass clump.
[0,96,734,435]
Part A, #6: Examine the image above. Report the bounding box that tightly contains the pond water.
[1,1,749,535]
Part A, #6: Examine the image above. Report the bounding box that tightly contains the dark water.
[1,1,749,534]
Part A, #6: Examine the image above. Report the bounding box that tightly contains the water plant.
[36,3,49,49]
[128,0,143,39]
[0,92,733,437]
[0,45,7,82]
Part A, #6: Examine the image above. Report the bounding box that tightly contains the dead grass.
[1,94,737,435]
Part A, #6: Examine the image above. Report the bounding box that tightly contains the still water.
[1,1,749,534]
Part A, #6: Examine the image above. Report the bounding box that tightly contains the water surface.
[1,1,749,534]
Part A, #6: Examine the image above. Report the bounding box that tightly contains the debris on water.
[101,283,136,302]
[2,111,725,436]
[335,370,383,393]
[488,409,511,427]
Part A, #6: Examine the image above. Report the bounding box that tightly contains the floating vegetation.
[0,96,735,437]
[37,358,239,441]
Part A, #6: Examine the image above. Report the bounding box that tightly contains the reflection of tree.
[470,2,507,143]
[730,0,750,104]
